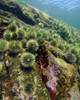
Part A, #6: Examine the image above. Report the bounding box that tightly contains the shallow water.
[25,0,80,30]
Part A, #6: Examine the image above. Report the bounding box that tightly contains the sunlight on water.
[25,0,80,30]
[37,0,80,10]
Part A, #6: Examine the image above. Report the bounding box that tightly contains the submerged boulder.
[36,46,79,100]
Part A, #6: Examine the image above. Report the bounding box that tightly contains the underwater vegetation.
[15,0,27,6]
[0,0,80,100]
[0,62,2,71]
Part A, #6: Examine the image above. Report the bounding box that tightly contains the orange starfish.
[6,80,14,88]
[36,61,46,75]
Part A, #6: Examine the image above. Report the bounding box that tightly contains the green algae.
[3,53,50,99]
[47,51,78,99]
[0,62,2,71]
[0,0,80,99]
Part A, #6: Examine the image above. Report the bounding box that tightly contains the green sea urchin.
[37,37,45,46]
[26,32,37,40]
[17,29,25,40]
[21,53,35,67]
[11,32,18,40]
[25,82,34,95]
[26,39,39,53]
[9,40,22,53]
[0,39,8,53]
[65,52,77,63]
[8,23,17,32]
[3,30,12,41]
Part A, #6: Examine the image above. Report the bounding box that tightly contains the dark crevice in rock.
[0,22,9,38]
[36,45,49,68]
[0,22,9,27]
[0,3,36,25]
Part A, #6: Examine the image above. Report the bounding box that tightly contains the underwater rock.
[42,54,59,100]
[0,0,36,25]
[36,46,78,100]
[36,51,58,99]
[36,46,58,100]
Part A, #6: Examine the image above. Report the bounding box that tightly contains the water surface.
[25,0,80,30]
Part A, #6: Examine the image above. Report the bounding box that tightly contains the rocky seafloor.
[0,0,80,100]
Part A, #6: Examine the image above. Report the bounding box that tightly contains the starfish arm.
[40,61,42,65]
[36,61,39,63]
[43,63,46,67]
[35,63,40,67]
[7,81,14,87]
[40,69,43,75]
[43,69,46,75]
